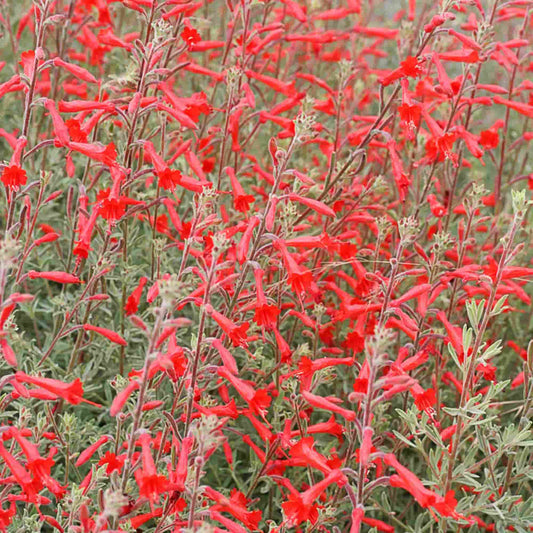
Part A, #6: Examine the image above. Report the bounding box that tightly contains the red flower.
[211,338,239,374]
[83,324,127,346]
[380,56,424,86]
[218,366,271,416]
[298,356,353,390]
[65,118,88,143]
[0,442,37,503]
[225,166,255,213]
[181,26,201,49]
[75,436,109,467]
[11,429,66,499]
[134,435,174,506]
[274,240,314,294]
[253,268,280,329]
[479,128,499,149]
[68,141,118,166]
[206,305,250,347]
[158,168,184,190]
[412,386,437,412]
[98,451,126,474]
[384,454,462,518]
[282,470,346,526]
[97,186,140,221]
[125,276,148,315]
[302,390,356,421]
[110,380,140,416]
[290,437,332,474]
[0,502,16,531]
[398,104,421,140]
[1,165,27,188]
[204,487,262,530]
[14,372,86,405]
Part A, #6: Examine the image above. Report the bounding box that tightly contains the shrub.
[0,0,532,531]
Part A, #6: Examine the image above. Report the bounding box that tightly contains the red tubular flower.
[0,75,23,100]
[237,216,260,264]
[411,385,437,414]
[427,194,447,217]
[218,366,271,416]
[274,327,293,363]
[448,29,482,51]
[52,57,98,84]
[73,202,100,259]
[97,190,130,221]
[437,311,464,359]
[211,513,247,533]
[282,470,346,526]
[67,141,118,167]
[298,356,353,390]
[289,437,332,474]
[27,271,81,285]
[432,52,453,97]
[384,453,461,517]
[438,50,480,63]
[384,453,438,507]
[33,232,60,247]
[143,140,171,173]
[14,372,86,405]
[58,100,115,113]
[359,427,374,467]
[110,380,140,416]
[125,276,148,315]
[398,80,422,140]
[171,436,193,492]
[0,303,18,367]
[206,305,249,347]
[10,429,66,498]
[386,139,411,201]
[1,136,27,189]
[225,167,255,213]
[157,102,198,130]
[0,442,37,502]
[287,193,335,218]
[211,338,239,374]
[144,140,206,192]
[44,99,70,147]
[398,102,421,137]
[245,69,296,96]
[75,436,109,467]
[479,127,500,149]
[253,268,280,330]
[291,416,344,439]
[380,56,424,86]
[1,165,27,189]
[83,324,127,346]
[302,390,356,421]
[493,96,533,119]
[228,107,243,152]
[362,516,394,532]
[181,25,201,49]
[0,338,17,367]
[134,434,174,506]
[0,501,16,531]
[274,240,314,294]
[204,487,262,530]
[129,508,164,530]
[98,451,126,475]
[350,507,364,533]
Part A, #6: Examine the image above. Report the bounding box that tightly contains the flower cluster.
[0,0,532,532]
